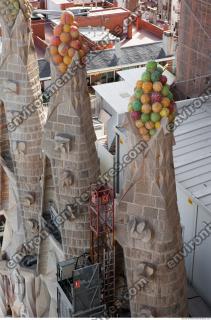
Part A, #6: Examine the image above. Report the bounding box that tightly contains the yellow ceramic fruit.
[136,80,143,89]
[135,120,144,128]
[142,81,153,93]
[142,103,152,114]
[153,81,163,92]
[141,94,150,104]
[152,102,162,113]
[160,107,170,117]
[63,55,72,65]
[139,127,148,136]
[155,121,161,129]
[63,24,71,32]
[161,97,171,108]
[145,121,155,130]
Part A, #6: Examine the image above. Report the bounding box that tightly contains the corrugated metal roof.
[173,97,211,213]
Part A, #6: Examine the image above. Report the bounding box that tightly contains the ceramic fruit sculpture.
[0,0,32,28]
[128,61,176,141]
[49,11,88,74]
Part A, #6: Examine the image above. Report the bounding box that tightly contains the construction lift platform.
[57,183,115,318]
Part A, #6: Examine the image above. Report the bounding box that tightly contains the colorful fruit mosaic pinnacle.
[128,61,176,142]
[49,11,88,74]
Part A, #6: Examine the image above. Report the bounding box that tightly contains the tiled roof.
[38,42,169,79]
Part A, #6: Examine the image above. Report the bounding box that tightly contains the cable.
[178,42,210,60]
[175,73,211,85]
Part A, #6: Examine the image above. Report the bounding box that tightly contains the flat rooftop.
[173,98,211,214]
[79,27,118,42]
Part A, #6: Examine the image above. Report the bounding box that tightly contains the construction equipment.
[90,183,115,311]
[57,253,106,317]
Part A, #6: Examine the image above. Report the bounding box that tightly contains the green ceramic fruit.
[167,91,174,101]
[150,112,161,123]
[141,71,151,82]
[146,60,157,73]
[134,88,143,99]
[151,70,161,82]
[132,100,142,111]
[161,85,170,97]
[156,66,163,75]
[141,113,150,123]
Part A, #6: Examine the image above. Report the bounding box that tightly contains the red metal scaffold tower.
[90,183,115,311]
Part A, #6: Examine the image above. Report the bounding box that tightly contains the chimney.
[115,38,121,60]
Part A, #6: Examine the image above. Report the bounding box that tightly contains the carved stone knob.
[139,308,153,317]
[23,193,34,207]
[61,170,74,188]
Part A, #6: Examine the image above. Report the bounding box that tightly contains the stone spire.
[0,1,45,249]
[43,55,100,258]
[116,115,188,317]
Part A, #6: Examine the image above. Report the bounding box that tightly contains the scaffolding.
[90,184,115,310]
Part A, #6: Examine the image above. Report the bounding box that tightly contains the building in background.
[176,0,211,98]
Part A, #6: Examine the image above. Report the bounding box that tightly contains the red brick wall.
[75,10,131,35]
[139,19,164,39]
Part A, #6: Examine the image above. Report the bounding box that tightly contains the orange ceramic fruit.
[68,47,76,58]
[142,81,153,93]
[61,11,74,25]
[54,24,63,37]
[135,120,144,128]
[51,36,61,47]
[153,81,163,92]
[63,55,72,65]
[52,54,63,65]
[139,127,148,135]
[136,80,143,89]
[60,32,71,43]
[161,97,171,108]
[145,121,155,130]
[58,43,69,56]
[63,24,71,32]
[152,102,162,113]
[142,103,152,114]
[50,45,58,55]
[141,93,150,104]
[70,26,79,39]
[58,62,68,74]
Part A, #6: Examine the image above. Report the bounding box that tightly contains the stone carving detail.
[65,204,77,220]
[14,142,26,158]
[61,170,74,188]
[11,269,28,318]
[128,217,152,242]
[54,135,72,155]
[26,218,39,234]
[23,193,35,207]
[2,80,19,95]
[136,262,155,279]
[139,308,153,317]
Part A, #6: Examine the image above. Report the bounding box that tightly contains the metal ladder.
[103,248,115,308]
